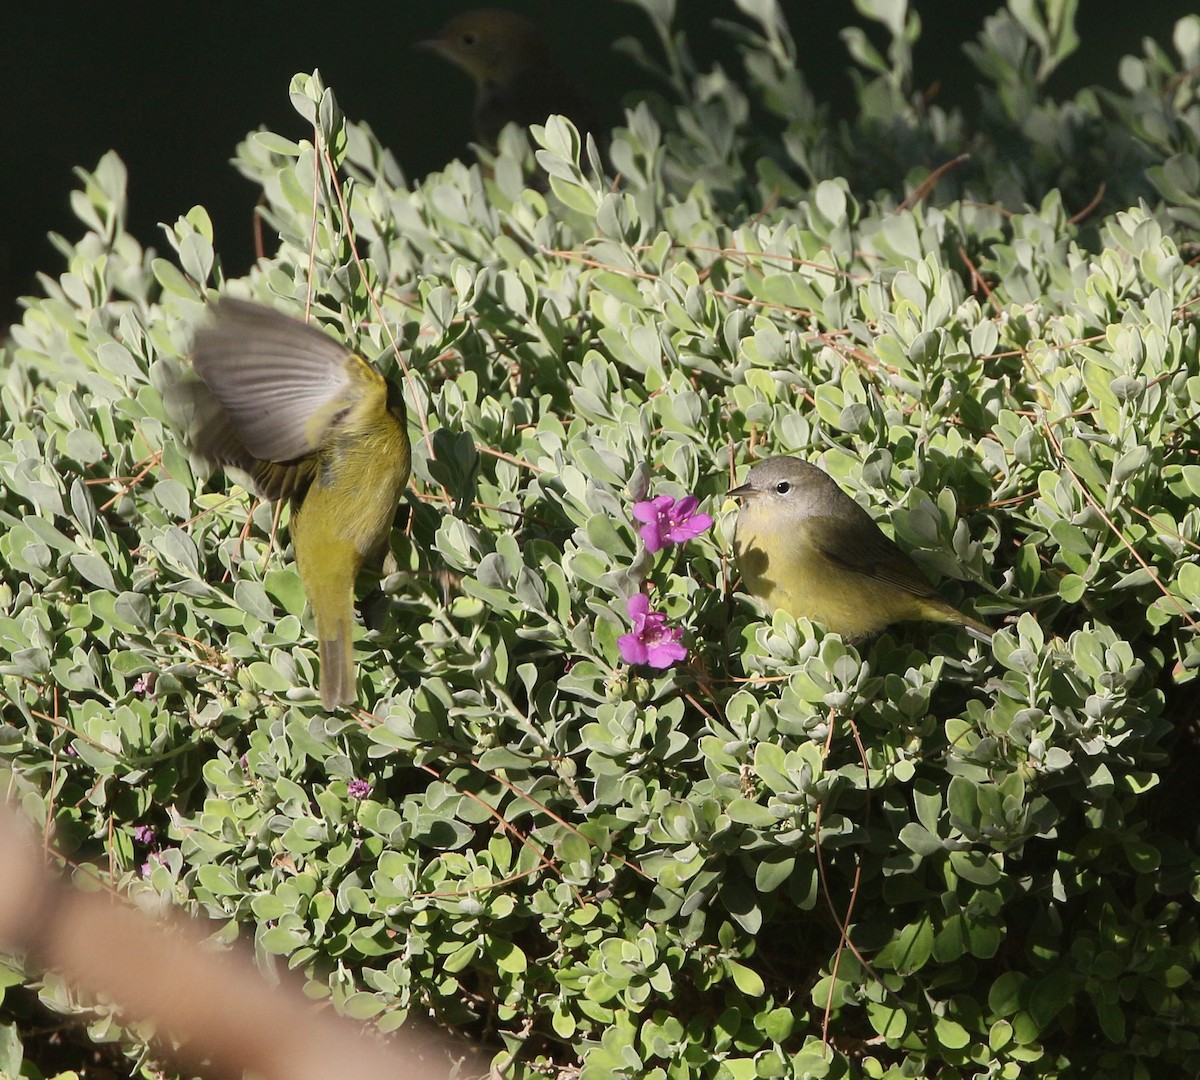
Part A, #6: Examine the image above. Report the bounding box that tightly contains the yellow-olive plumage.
[730,456,991,642]
[185,299,411,709]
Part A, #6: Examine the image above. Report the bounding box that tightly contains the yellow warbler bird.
[730,456,992,642]
[420,8,598,150]
[184,299,411,709]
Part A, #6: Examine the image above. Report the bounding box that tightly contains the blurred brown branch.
[0,807,486,1080]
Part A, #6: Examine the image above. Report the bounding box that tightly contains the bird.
[419,8,599,151]
[182,299,411,709]
[730,456,992,642]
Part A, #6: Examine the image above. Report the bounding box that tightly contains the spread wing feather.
[191,299,354,462]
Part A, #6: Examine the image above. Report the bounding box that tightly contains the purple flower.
[132,674,155,697]
[618,593,687,669]
[133,825,156,846]
[347,779,372,800]
[632,494,713,553]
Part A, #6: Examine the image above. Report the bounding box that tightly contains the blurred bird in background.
[420,8,599,151]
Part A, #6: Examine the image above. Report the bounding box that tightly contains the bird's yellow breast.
[299,410,410,558]
[734,501,928,640]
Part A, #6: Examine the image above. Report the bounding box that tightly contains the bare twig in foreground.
[0,808,486,1080]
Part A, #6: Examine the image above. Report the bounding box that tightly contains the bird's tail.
[953,609,994,644]
[921,597,994,644]
[317,608,356,710]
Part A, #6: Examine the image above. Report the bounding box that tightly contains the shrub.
[3,1,1200,1077]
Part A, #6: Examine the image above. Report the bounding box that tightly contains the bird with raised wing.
[181,299,411,709]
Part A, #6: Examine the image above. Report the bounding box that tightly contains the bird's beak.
[728,482,754,500]
[415,37,442,53]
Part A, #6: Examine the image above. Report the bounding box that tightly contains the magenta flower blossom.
[632,494,713,553]
[347,779,373,800]
[618,593,687,669]
[133,825,156,846]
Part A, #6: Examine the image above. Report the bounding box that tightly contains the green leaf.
[1030,973,1077,1027]
[70,553,118,592]
[491,939,528,974]
[727,961,765,997]
[0,1022,23,1077]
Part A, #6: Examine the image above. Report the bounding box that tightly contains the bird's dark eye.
[460,31,479,46]
[775,480,791,494]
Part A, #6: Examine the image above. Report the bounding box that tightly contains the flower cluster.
[632,494,713,553]
[134,822,162,879]
[617,593,688,668]
[618,492,712,670]
[133,824,157,846]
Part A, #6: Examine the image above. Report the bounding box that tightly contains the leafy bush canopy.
[4,0,1200,1076]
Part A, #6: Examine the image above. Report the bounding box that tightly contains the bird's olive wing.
[170,375,318,501]
[807,514,939,599]
[191,299,361,463]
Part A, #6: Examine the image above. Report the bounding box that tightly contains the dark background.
[3,3,1194,326]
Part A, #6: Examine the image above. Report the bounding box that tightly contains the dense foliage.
[4,0,1200,1076]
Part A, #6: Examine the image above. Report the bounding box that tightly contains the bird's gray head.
[730,456,852,520]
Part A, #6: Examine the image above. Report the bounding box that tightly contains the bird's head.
[420,8,546,86]
[729,456,843,519]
